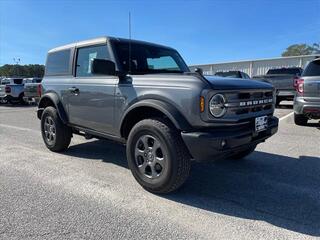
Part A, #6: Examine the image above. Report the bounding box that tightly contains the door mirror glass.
[91,59,116,75]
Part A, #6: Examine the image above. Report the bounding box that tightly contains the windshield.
[302,60,320,76]
[215,71,241,78]
[112,41,189,74]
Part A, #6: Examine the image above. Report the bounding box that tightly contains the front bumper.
[294,97,320,119]
[181,116,278,162]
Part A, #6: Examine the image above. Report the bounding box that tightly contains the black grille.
[228,91,274,115]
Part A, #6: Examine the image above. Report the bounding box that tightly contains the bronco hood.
[204,76,273,90]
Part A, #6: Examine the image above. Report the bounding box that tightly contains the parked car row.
[0,77,42,105]
[213,67,302,106]
[212,58,320,126]
[253,67,302,105]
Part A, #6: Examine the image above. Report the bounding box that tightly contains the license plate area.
[255,116,268,132]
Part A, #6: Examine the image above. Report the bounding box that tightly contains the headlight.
[209,94,226,118]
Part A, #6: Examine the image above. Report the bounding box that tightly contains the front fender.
[120,99,192,131]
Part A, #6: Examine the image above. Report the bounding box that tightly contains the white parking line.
[279,112,294,121]
[0,123,37,132]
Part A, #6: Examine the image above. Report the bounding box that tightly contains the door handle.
[68,87,79,94]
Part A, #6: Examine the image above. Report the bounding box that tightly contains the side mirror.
[91,59,116,75]
[195,68,203,76]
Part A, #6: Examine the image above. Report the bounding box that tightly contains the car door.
[68,44,118,135]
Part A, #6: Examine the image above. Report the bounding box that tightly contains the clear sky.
[0,0,319,66]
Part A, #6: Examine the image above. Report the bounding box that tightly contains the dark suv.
[37,37,278,193]
[294,58,320,125]
[215,71,251,79]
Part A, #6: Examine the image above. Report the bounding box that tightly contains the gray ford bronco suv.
[38,37,278,193]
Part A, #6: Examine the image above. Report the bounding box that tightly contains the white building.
[189,55,319,77]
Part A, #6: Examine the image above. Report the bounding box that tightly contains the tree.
[282,43,320,57]
[312,43,320,54]
[0,64,45,78]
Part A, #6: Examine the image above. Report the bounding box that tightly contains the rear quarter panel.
[303,76,320,101]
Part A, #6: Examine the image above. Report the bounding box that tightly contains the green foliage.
[0,64,45,78]
[282,43,320,57]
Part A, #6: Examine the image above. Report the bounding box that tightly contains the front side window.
[76,45,110,77]
[112,41,189,74]
[46,49,71,75]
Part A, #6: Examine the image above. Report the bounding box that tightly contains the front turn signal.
[200,96,205,112]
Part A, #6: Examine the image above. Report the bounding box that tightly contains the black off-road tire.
[126,118,191,194]
[231,145,256,160]
[18,93,28,105]
[294,113,308,126]
[41,106,72,152]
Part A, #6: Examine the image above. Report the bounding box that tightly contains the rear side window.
[13,79,23,84]
[76,45,110,77]
[302,60,320,76]
[147,56,179,70]
[46,49,71,75]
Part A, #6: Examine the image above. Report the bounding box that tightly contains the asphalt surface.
[0,102,319,240]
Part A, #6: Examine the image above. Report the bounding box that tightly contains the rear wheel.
[294,113,308,126]
[126,118,191,194]
[231,145,256,160]
[41,106,72,152]
[0,99,7,104]
[19,93,27,105]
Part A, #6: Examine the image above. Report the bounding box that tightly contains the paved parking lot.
[0,103,319,239]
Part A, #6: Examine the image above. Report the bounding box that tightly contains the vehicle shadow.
[0,103,35,108]
[304,122,320,128]
[64,139,128,168]
[63,140,320,236]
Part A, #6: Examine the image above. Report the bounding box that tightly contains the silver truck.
[23,77,42,103]
[294,58,320,125]
[253,67,303,105]
[0,78,10,103]
[4,77,25,104]
[0,78,24,104]
[37,36,279,193]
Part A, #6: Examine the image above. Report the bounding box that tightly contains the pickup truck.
[0,78,10,103]
[1,78,24,104]
[37,36,279,193]
[23,78,42,103]
[253,67,303,105]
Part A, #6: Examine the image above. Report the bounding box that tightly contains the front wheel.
[126,118,191,194]
[41,106,72,152]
